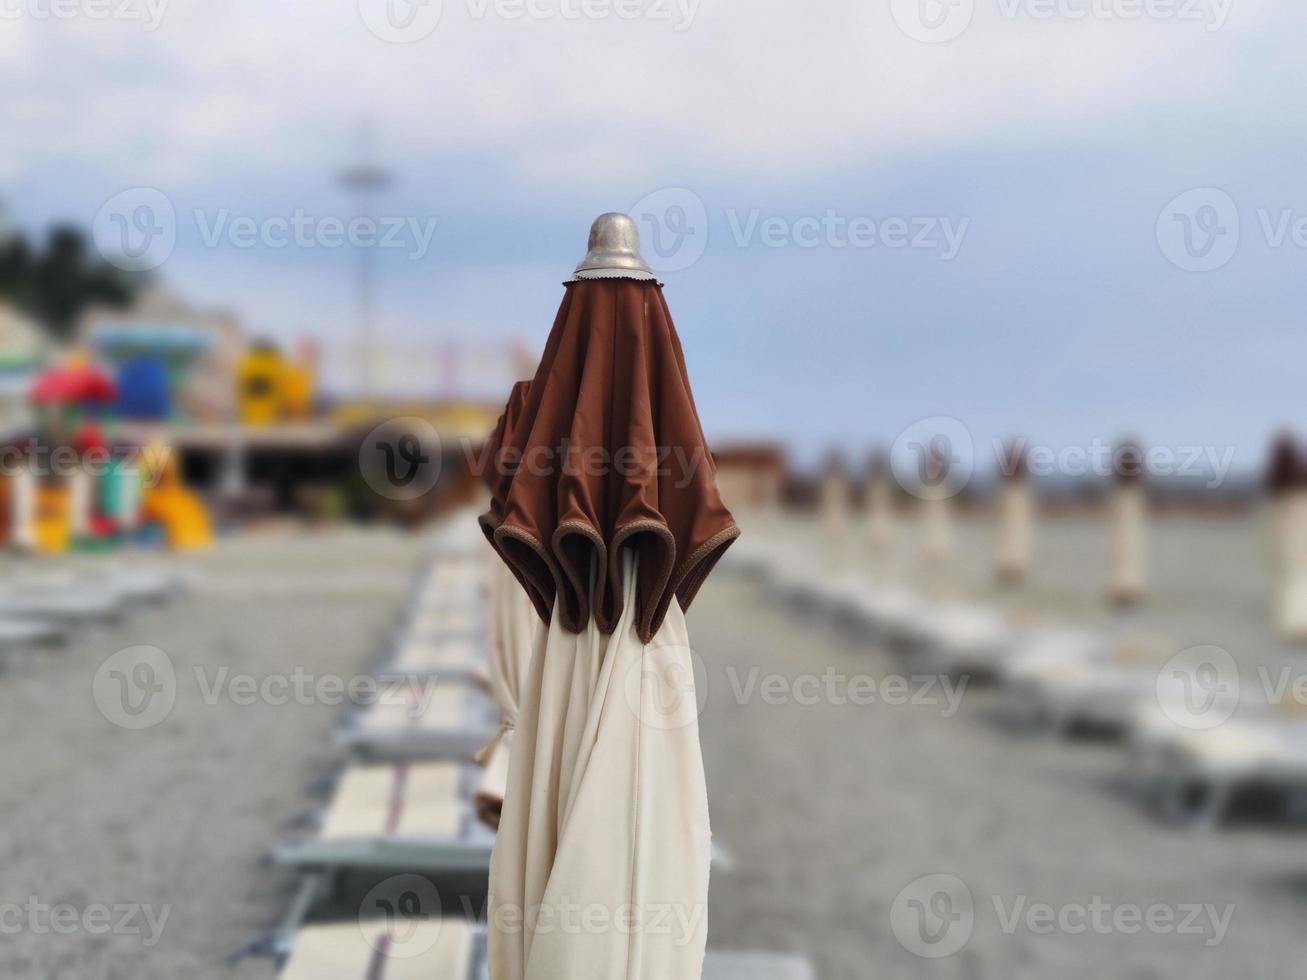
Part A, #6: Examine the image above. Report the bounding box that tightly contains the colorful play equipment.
[2,355,215,554]
[237,341,316,427]
[140,441,213,551]
[93,325,209,423]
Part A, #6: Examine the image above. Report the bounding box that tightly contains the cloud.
[0,0,1288,197]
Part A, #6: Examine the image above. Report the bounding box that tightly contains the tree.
[0,222,146,342]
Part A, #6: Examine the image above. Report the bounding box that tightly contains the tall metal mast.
[337,119,393,399]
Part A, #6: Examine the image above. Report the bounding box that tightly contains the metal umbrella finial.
[572,212,655,279]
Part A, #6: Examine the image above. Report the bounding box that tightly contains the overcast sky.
[2,0,1302,472]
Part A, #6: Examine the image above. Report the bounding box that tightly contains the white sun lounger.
[378,633,489,686]
[0,585,123,624]
[1125,704,1307,828]
[0,616,66,648]
[1004,656,1159,735]
[274,762,495,875]
[851,588,933,648]
[909,602,1012,676]
[993,627,1108,685]
[281,917,479,980]
[339,686,499,762]
[279,919,813,980]
[407,603,487,642]
[703,952,816,979]
[16,565,180,606]
[996,630,1140,731]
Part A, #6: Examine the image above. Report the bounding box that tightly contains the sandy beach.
[2,511,1306,978]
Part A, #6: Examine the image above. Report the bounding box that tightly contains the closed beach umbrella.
[820,449,851,567]
[1267,436,1307,639]
[1106,441,1146,606]
[482,213,739,979]
[864,448,894,564]
[476,380,540,828]
[995,442,1033,585]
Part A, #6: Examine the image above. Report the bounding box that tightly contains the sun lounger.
[0,585,123,624]
[378,633,489,685]
[909,602,1012,676]
[279,919,813,980]
[0,617,66,648]
[273,762,495,875]
[1124,702,1307,827]
[850,588,933,648]
[994,630,1130,730]
[407,603,487,641]
[339,685,498,761]
[703,952,816,979]
[991,627,1106,683]
[280,917,479,980]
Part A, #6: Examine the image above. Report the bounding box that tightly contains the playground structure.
[2,355,213,554]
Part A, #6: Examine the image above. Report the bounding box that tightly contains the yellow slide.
[141,442,214,551]
[142,486,213,551]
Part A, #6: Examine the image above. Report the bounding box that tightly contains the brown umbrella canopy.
[481,278,738,644]
[478,380,531,547]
